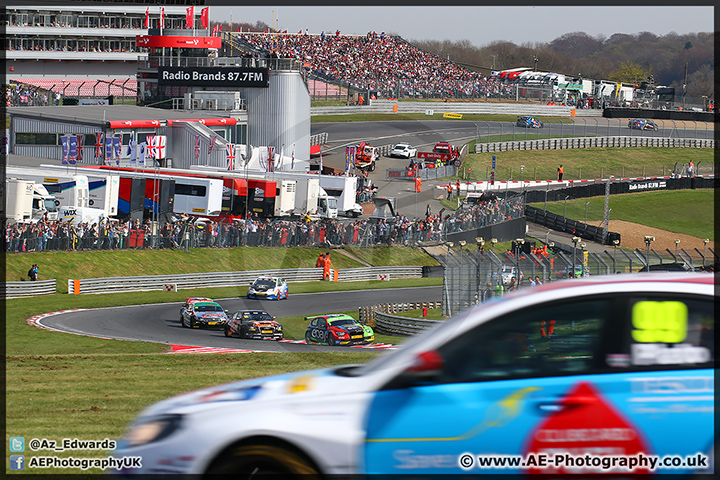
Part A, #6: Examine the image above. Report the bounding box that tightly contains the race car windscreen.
[329,319,357,326]
[195,304,223,312]
[245,312,273,321]
[253,279,276,288]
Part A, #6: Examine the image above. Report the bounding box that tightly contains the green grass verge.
[6,351,380,474]
[529,189,714,240]
[4,245,439,291]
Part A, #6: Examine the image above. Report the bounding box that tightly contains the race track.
[35,286,443,352]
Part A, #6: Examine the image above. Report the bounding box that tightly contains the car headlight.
[124,414,183,447]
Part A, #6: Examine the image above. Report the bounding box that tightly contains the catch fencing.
[67,266,423,295]
[387,164,457,181]
[429,246,716,318]
[2,279,57,299]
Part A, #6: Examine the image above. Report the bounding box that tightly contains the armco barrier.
[2,279,57,298]
[311,100,575,117]
[68,266,423,295]
[358,301,443,336]
[475,136,715,153]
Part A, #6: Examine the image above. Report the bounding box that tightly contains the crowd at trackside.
[238,31,515,99]
[5,197,524,252]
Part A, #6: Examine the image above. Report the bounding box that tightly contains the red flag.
[201,7,209,29]
[186,6,194,29]
[144,8,149,28]
[160,7,165,29]
[211,24,221,37]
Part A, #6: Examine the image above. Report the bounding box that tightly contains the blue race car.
[247,276,288,300]
[305,314,374,346]
[116,273,714,477]
[628,118,658,130]
[516,116,543,128]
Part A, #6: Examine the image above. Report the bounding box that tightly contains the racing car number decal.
[631,301,688,344]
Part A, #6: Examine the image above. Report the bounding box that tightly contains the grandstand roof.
[11,78,137,97]
[7,105,234,127]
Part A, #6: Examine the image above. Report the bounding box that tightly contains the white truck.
[6,167,90,209]
[6,167,117,225]
[39,165,120,216]
[5,178,59,222]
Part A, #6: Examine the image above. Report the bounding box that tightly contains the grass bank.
[528,189,714,240]
[458,147,714,182]
[5,245,439,289]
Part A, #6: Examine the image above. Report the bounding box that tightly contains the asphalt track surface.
[37,286,443,352]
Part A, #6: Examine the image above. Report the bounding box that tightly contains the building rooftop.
[8,105,235,127]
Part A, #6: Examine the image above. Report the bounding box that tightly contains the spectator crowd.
[5,197,524,253]
[238,31,513,99]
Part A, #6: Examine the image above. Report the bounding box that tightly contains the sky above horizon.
[210,6,714,46]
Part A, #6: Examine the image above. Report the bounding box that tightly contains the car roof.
[311,313,355,321]
[187,297,213,303]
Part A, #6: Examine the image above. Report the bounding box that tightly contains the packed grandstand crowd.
[6,197,524,252]
[239,31,514,99]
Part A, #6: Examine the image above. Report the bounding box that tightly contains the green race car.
[304,314,374,346]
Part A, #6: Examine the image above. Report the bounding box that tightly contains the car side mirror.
[386,351,444,389]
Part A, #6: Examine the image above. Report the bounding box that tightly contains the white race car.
[390,143,417,159]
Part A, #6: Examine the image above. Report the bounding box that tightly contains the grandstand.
[3,4,193,105]
[234,31,498,100]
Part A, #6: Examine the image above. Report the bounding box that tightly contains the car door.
[363,291,714,475]
[587,292,714,473]
[363,295,620,474]
[307,318,328,344]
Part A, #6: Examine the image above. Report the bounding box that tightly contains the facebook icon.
[10,455,25,470]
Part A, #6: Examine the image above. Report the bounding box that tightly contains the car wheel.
[224,326,233,337]
[369,163,376,172]
[206,444,319,476]
[180,316,186,328]
[304,331,313,344]
[190,316,197,328]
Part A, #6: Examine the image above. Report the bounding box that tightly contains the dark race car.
[225,310,284,340]
[516,116,543,128]
[180,301,229,329]
[304,314,374,346]
[628,118,658,130]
